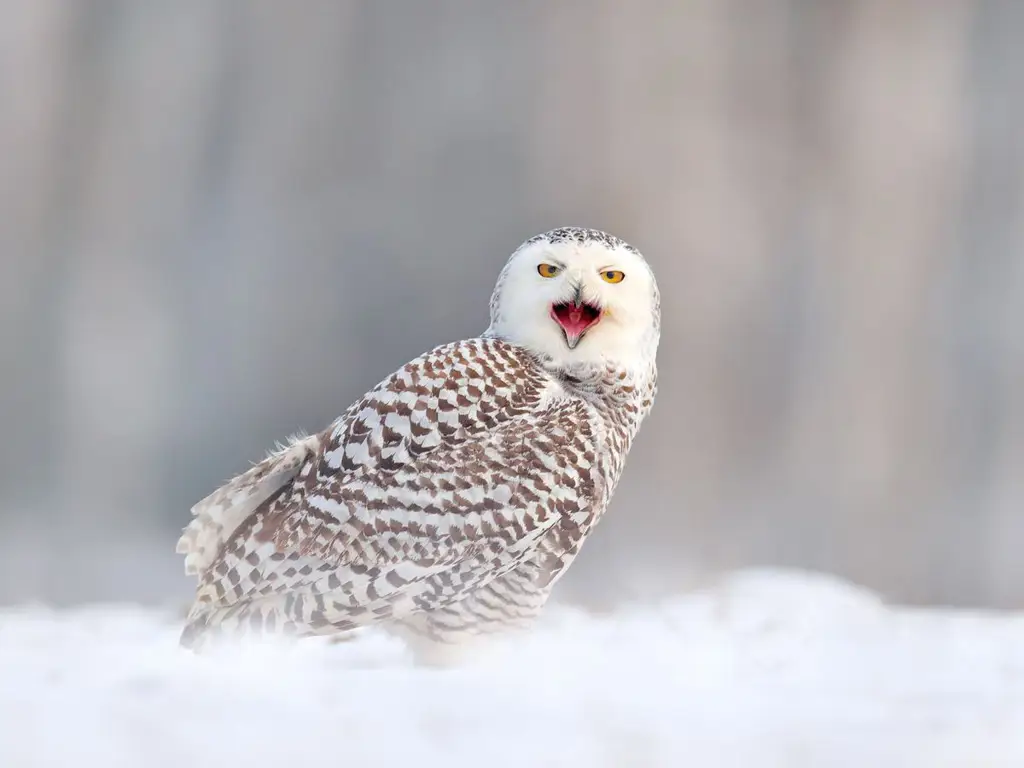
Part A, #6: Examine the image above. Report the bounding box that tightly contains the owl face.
[487,229,660,369]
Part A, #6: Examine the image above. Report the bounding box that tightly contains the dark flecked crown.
[521,227,639,255]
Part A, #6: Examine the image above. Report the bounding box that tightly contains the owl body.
[178,228,660,657]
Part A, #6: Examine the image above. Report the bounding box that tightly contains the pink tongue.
[558,306,594,336]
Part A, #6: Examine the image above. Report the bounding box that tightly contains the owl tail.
[176,433,322,577]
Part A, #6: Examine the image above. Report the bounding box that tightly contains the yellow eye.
[537,263,561,278]
[601,270,625,284]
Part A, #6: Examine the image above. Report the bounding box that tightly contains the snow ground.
[1,569,1022,768]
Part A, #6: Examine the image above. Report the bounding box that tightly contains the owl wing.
[180,339,601,641]
[387,513,591,663]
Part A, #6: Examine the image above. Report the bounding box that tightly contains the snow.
[1,569,1023,768]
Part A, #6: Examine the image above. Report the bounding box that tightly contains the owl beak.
[551,299,602,349]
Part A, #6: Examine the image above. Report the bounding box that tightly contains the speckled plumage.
[177,227,659,660]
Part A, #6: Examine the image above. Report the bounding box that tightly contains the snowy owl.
[177,227,660,660]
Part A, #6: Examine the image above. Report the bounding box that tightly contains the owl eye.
[537,263,562,278]
[601,270,625,284]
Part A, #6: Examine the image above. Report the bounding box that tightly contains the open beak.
[550,300,602,349]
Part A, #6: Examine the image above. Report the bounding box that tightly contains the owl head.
[485,228,660,371]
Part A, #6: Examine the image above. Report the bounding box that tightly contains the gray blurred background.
[2,0,1022,610]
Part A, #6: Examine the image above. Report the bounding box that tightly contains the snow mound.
[1,569,1023,767]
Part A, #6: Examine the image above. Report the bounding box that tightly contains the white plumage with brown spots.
[176,227,660,661]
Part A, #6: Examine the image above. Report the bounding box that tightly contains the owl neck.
[551,357,657,437]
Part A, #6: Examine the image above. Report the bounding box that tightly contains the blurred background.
[1,0,1022,611]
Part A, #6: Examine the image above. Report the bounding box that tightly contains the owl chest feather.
[542,361,656,540]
